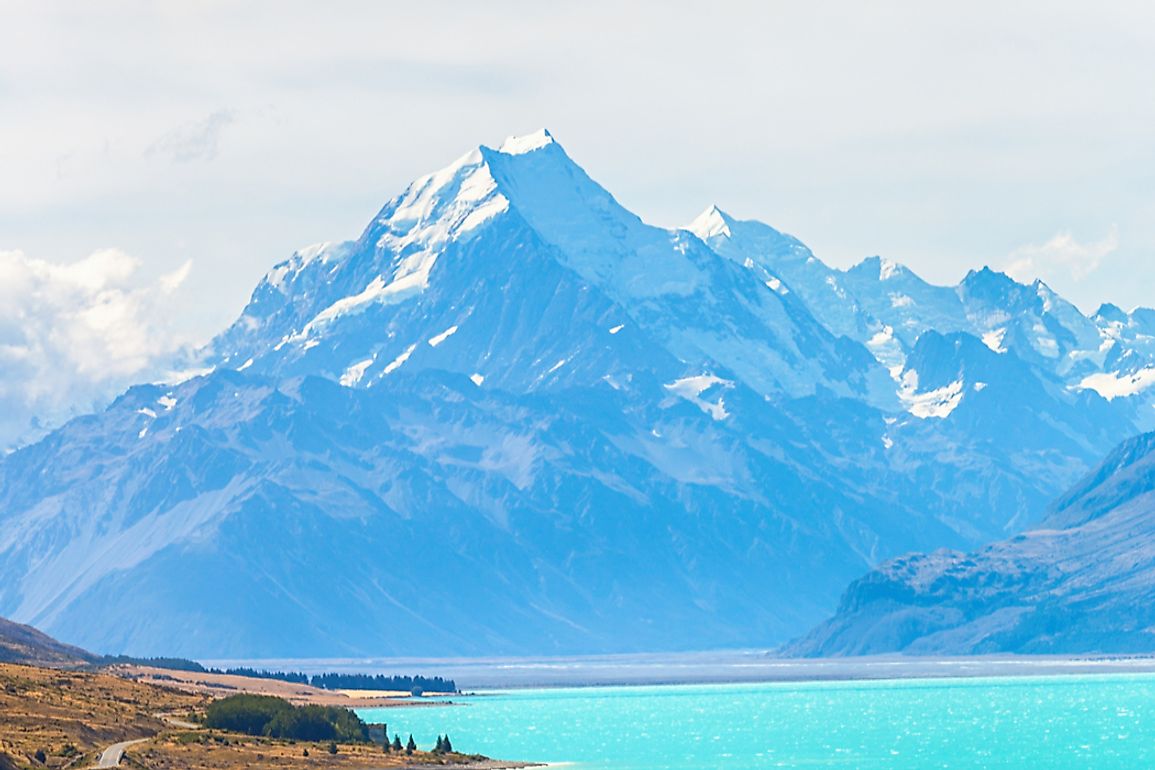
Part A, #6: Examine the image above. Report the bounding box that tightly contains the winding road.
[94,738,148,768]
[91,714,197,768]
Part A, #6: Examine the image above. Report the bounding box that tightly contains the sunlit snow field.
[362,674,1155,769]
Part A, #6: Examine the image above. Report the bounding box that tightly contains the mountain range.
[2,129,1154,658]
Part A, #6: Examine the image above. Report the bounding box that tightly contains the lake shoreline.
[366,673,1155,769]
[212,651,1155,691]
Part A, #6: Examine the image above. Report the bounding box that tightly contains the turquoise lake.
[359,674,1155,769]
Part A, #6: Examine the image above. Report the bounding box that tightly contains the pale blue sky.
[3,0,1154,352]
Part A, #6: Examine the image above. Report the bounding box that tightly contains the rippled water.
[359,674,1155,769]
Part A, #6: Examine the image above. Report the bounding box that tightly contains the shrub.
[202,694,368,742]
[204,694,292,735]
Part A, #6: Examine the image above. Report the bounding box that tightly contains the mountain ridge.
[3,130,1155,658]
[787,430,1155,656]
[0,615,93,667]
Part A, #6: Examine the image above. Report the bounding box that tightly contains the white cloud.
[147,110,236,163]
[1003,226,1119,284]
[0,248,193,450]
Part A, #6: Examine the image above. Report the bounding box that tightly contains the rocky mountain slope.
[2,130,1155,657]
[788,431,1155,655]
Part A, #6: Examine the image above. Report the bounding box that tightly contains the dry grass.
[133,734,489,769]
[0,661,204,768]
[0,662,529,770]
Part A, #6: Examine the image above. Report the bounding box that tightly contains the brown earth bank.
[0,663,532,770]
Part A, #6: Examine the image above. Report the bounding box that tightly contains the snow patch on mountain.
[664,375,734,421]
[265,242,348,292]
[686,205,733,240]
[982,328,1007,353]
[898,370,965,419]
[499,128,556,155]
[340,356,375,387]
[878,258,902,281]
[428,325,459,347]
[865,324,905,371]
[382,344,417,375]
[1078,368,1155,401]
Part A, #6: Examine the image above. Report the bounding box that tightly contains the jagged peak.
[682,207,808,255]
[685,204,736,240]
[376,129,571,237]
[961,265,1015,285]
[1094,302,1128,323]
[851,255,910,281]
[958,265,1026,298]
[496,128,556,155]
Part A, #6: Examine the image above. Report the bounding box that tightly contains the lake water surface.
[359,674,1155,768]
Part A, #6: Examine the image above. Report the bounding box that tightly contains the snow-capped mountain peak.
[685,204,736,240]
[497,127,557,155]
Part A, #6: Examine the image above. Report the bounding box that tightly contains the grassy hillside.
[0,662,527,770]
[0,661,202,767]
[0,617,92,668]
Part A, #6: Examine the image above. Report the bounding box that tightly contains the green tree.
[204,694,292,735]
[434,736,445,753]
[443,734,453,753]
[406,734,417,755]
[392,734,403,751]
[327,741,338,755]
[202,694,367,742]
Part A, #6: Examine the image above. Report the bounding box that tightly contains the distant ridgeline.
[102,656,457,692]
